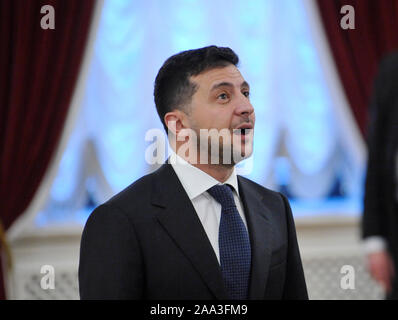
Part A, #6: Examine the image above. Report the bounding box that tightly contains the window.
[36,0,365,227]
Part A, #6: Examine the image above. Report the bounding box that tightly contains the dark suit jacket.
[362,52,398,268]
[78,162,308,300]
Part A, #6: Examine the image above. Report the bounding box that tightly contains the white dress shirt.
[170,152,249,264]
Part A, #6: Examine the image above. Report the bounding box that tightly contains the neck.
[192,162,234,183]
[172,145,234,183]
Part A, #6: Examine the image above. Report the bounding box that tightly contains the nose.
[235,96,254,118]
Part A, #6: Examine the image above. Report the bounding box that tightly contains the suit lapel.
[238,176,273,299]
[151,163,229,299]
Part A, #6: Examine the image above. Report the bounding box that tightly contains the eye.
[242,90,250,98]
[217,93,229,100]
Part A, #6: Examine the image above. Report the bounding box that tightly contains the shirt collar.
[169,150,240,200]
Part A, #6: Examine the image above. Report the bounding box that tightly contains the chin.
[232,145,253,164]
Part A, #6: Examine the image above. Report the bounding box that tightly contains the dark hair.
[154,45,239,131]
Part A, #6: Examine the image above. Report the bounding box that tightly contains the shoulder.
[238,175,281,198]
[106,170,154,208]
[237,176,295,232]
[237,175,288,209]
[87,164,170,223]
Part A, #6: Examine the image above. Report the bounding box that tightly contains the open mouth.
[233,128,252,136]
[240,128,249,135]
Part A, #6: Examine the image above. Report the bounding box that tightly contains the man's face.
[186,64,255,165]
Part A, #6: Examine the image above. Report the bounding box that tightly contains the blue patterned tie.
[207,184,251,299]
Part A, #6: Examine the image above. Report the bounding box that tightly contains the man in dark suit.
[362,51,398,299]
[78,46,308,300]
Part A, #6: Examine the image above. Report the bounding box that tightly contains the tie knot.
[207,184,236,210]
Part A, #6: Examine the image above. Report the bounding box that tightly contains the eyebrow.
[210,80,250,92]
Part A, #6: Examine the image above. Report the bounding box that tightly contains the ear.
[164,110,188,135]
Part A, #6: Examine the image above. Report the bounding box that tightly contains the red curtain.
[316,0,398,137]
[0,0,95,299]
